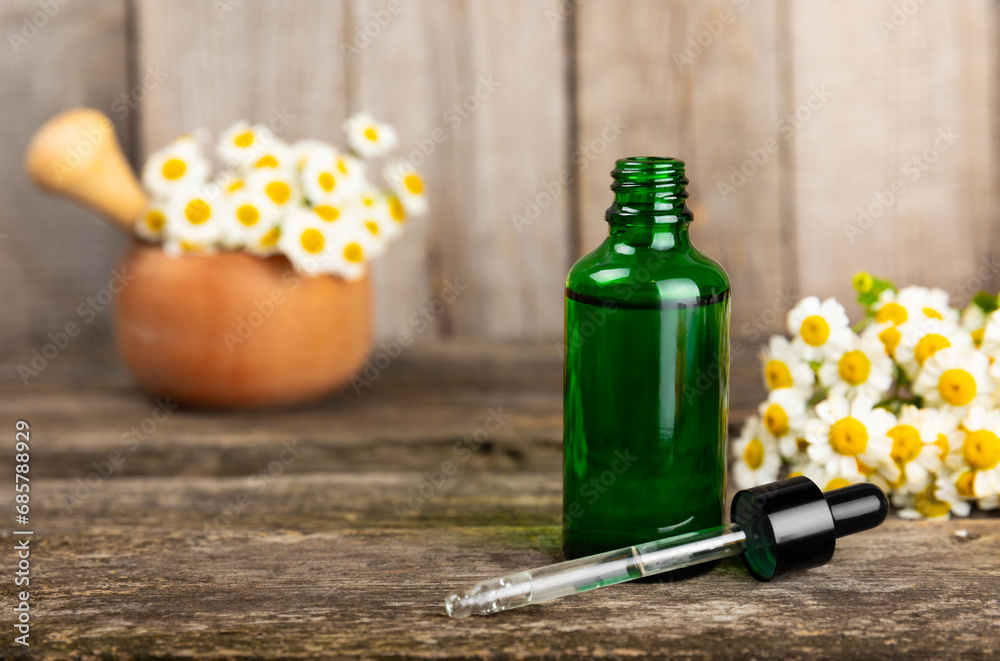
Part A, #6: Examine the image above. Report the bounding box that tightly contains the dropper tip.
[445,593,471,619]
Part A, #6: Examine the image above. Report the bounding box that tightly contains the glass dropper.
[445,477,888,618]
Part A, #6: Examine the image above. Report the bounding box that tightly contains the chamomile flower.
[242,138,294,174]
[961,304,988,349]
[245,168,300,214]
[219,188,282,249]
[217,121,274,169]
[277,207,331,275]
[759,335,815,396]
[383,161,427,216]
[290,139,337,171]
[386,193,407,233]
[947,407,1000,501]
[805,395,896,484]
[931,474,974,517]
[874,285,957,327]
[319,224,373,281]
[897,480,960,520]
[731,417,781,489]
[894,319,971,380]
[818,324,894,401]
[787,296,852,362]
[301,151,363,204]
[913,347,993,415]
[141,135,210,199]
[244,225,282,257]
[978,309,1000,359]
[353,197,393,252]
[134,200,168,242]
[343,112,397,158]
[885,406,955,493]
[163,188,226,246]
[758,389,808,461]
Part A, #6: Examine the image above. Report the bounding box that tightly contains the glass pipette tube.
[445,523,746,618]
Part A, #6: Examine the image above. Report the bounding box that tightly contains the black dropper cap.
[730,476,888,581]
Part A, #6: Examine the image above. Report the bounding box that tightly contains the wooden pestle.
[24,108,147,231]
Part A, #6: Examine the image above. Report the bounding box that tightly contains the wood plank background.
[2,0,999,383]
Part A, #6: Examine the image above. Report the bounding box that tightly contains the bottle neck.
[605,157,693,249]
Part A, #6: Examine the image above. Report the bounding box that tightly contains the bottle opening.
[608,157,691,224]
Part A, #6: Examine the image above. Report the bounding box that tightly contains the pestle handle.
[24,108,147,232]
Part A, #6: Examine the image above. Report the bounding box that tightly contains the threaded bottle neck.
[606,157,693,226]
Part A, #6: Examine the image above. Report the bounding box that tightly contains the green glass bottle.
[563,157,730,559]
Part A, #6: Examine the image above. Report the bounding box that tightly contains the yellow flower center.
[875,302,907,325]
[314,205,340,222]
[161,158,186,180]
[764,360,793,389]
[389,197,406,222]
[236,204,259,227]
[934,433,950,458]
[763,404,789,437]
[364,126,378,142]
[914,334,950,366]
[146,210,165,231]
[838,350,871,386]
[743,438,765,470]
[234,131,254,148]
[888,424,923,464]
[404,173,424,195]
[184,199,211,225]
[962,429,1000,471]
[852,272,873,293]
[362,195,375,207]
[265,181,291,205]
[343,242,364,263]
[955,470,977,498]
[365,220,380,236]
[829,417,868,456]
[318,172,335,192]
[912,485,951,518]
[337,157,349,175]
[228,180,244,193]
[971,328,985,348]
[824,477,852,491]
[256,155,278,168]
[799,315,830,347]
[260,227,280,247]
[299,228,325,254]
[937,369,976,407]
[923,307,944,321]
[878,326,901,357]
[856,457,878,477]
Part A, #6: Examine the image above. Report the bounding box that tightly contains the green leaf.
[971,291,999,314]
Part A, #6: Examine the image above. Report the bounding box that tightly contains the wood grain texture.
[350,0,571,339]
[790,0,1000,308]
[574,0,792,343]
[0,0,130,381]
[0,342,996,659]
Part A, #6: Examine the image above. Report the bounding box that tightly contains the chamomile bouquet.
[733,273,1000,519]
[133,112,426,280]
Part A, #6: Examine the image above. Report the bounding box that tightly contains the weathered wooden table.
[3,342,998,658]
